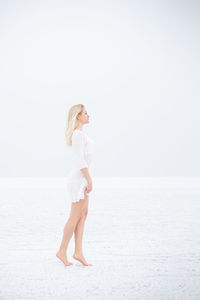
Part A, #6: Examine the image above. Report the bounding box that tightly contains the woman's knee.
[68,214,80,225]
[80,207,88,219]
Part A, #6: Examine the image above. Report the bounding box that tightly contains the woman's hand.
[85,179,93,194]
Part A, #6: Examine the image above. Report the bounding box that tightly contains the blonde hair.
[65,104,84,146]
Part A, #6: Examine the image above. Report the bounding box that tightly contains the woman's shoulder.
[72,130,86,142]
[72,130,93,141]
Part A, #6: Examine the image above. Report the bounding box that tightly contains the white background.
[0,0,199,177]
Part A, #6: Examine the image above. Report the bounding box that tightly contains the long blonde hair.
[65,104,84,146]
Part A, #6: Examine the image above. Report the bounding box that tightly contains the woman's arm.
[80,168,93,193]
[72,132,93,192]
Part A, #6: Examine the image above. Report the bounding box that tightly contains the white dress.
[67,129,94,203]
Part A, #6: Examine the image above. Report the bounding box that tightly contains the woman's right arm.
[81,168,93,193]
[72,132,93,192]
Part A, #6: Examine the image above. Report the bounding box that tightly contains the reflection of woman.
[56,104,94,266]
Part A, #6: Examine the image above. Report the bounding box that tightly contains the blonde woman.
[56,104,94,267]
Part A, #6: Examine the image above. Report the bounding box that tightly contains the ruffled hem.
[67,177,88,203]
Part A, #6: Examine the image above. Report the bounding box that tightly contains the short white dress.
[67,129,94,203]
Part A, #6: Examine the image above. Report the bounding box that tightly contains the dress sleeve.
[72,132,88,170]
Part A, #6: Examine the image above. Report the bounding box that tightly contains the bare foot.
[73,253,93,266]
[56,251,73,266]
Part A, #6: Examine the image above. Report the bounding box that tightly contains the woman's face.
[78,107,89,124]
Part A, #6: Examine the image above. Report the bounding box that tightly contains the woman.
[56,104,94,267]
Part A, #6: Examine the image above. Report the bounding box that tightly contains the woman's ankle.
[58,248,66,254]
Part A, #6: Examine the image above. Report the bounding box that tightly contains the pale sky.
[0,0,199,176]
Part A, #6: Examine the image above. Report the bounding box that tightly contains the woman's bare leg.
[74,214,87,254]
[72,193,92,266]
[56,194,87,266]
